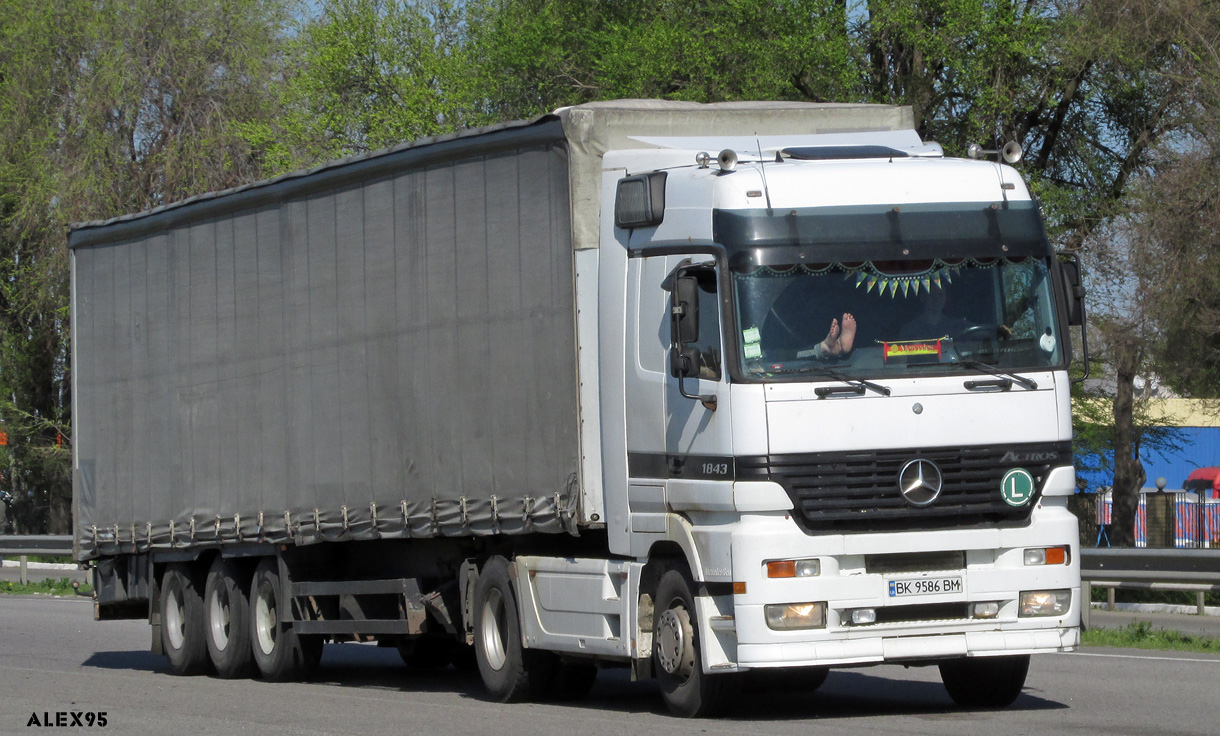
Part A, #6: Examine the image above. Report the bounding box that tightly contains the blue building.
[1075,399,1220,492]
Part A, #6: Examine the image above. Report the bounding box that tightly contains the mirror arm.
[1070,303,1090,384]
[677,373,718,410]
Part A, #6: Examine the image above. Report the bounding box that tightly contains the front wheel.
[653,568,731,717]
[939,654,1030,708]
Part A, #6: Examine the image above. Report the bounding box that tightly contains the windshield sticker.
[743,327,761,344]
[743,342,762,359]
[881,339,943,362]
[1039,333,1057,353]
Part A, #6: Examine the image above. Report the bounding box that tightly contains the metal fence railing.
[0,535,74,585]
[1089,492,1220,548]
[1079,547,1220,626]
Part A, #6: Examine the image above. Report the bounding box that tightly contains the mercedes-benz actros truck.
[72,100,1084,717]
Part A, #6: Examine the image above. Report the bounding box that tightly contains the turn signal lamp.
[1024,546,1070,566]
[1019,589,1071,617]
[766,559,820,578]
[764,602,826,630]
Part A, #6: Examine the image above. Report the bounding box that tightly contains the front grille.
[868,603,970,626]
[737,442,1070,534]
[865,551,965,575]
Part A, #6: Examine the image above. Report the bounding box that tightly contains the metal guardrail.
[0,535,74,557]
[1079,548,1220,626]
[0,535,75,585]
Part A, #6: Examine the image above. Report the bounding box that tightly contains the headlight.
[765,602,827,630]
[1019,589,1071,617]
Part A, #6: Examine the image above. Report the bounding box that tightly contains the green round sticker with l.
[1000,468,1036,507]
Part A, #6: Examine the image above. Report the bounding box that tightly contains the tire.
[397,635,454,670]
[160,563,211,676]
[473,556,557,702]
[250,558,321,682]
[204,558,255,678]
[653,568,731,717]
[939,654,1030,708]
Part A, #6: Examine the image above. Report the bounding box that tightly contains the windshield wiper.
[770,366,891,397]
[959,360,1038,390]
[909,360,1037,390]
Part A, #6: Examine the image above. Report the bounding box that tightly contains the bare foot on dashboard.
[822,318,841,356]
[839,313,857,355]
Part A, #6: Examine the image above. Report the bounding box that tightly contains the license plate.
[888,577,962,597]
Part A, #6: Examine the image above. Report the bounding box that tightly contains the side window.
[689,269,722,380]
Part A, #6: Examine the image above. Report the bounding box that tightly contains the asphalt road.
[2,595,1218,736]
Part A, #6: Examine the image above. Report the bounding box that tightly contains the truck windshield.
[721,203,1064,381]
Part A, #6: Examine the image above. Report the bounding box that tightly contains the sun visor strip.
[715,202,1051,266]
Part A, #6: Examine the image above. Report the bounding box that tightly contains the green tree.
[0,0,292,533]
[251,0,490,167]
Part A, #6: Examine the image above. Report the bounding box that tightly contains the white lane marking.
[1067,651,1220,664]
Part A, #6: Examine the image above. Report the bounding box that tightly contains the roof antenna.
[756,136,774,212]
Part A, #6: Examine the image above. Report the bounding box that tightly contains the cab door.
[662,256,734,498]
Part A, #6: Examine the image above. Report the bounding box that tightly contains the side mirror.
[671,273,700,346]
[667,266,717,409]
[1058,254,1090,384]
[669,345,701,379]
[1059,259,1085,327]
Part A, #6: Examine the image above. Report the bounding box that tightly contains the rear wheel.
[653,568,731,717]
[939,654,1030,708]
[160,563,211,676]
[250,558,322,681]
[473,556,557,702]
[204,558,255,678]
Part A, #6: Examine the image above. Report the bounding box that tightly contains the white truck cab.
[520,125,1081,716]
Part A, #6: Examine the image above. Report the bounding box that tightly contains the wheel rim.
[254,580,278,656]
[656,605,695,680]
[480,588,508,671]
[208,584,231,652]
[165,583,186,651]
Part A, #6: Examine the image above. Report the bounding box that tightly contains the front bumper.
[721,499,1081,669]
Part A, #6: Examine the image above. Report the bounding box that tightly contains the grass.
[1083,621,1220,654]
[1,577,91,596]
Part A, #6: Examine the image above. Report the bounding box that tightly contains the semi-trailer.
[71,99,1084,716]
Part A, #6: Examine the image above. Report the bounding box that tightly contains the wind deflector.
[715,201,1052,265]
[781,145,910,161]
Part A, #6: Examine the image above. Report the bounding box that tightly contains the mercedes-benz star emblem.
[898,458,943,507]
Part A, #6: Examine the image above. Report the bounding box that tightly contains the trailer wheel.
[250,558,320,681]
[653,568,730,717]
[939,654,1030,708]
[473,556,557,702]
[160,563,211,676]
[204,558,255,678]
